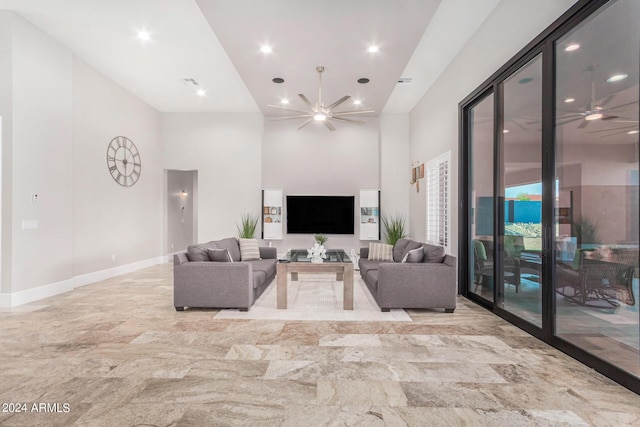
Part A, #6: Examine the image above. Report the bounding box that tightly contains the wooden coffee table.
[276,249,354,310]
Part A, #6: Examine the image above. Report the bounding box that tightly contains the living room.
[2,0,640,424]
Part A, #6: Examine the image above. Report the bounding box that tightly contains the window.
[426,151,451,252]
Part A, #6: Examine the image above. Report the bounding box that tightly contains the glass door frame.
[458,0,640,394]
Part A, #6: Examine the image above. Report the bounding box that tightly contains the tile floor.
[1,263,640,426]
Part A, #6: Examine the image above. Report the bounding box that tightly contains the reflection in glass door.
[498,55,543,327]
[554,0,639,378]
[469,93,495,303]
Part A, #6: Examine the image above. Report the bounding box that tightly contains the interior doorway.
[166,170,198,254]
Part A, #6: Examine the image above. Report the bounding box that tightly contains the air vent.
[397,77,413,84]
[180,77,199,87]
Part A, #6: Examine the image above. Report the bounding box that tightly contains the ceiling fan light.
[585,113,603,121]
[314,113,326,122]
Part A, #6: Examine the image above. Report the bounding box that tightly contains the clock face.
[106,136,141,187]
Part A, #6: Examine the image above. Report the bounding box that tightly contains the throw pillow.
[187,241,217,262]
[239,238,261,261]
[401,247,424,263]
[423,244,445,263]
[207,248,233,262]
[368,243,393,261]
[215,237,242,262]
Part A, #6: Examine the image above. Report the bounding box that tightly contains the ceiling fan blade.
[331,109,375,116]
[297,118,313,129]
[267,104,311,114]
[270,114,313,121]
[324,120,336,131]
[331,116,365,125]
[507,118,528,131]
[556,117,584,126]
[588,124,637,134]
[326,95,351,111]
[601,129,639,138]
[599,94,615,107]
[298,94,316,112]
[607,101,639,111]
[614,119,639,123]
[577,119,590,129]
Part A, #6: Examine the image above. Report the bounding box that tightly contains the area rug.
[214,273,412,322]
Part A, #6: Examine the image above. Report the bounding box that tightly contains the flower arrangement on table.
[307,242,327,263]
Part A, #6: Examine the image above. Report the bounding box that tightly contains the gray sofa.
[358,238,457,312]
[173,237,277,311]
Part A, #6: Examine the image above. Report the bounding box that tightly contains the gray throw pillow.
[423,244,445,263]
[207,248,233,262]
[401,247,424,263]
[215,237,241,262]
[187,241,217,262]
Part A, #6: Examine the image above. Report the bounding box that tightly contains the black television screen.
[286,196,355,234]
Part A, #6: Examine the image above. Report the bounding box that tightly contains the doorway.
[166,170,198,254]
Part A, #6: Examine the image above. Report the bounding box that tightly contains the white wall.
[0,13,165,305]
[166,170,197,253]
[409,0,578,255]
[380,114,410,234]
[161,113,264,243]
[72,59,163,276]
[0,12,13,295]
[262,118,379,252]
[11,15,73,292]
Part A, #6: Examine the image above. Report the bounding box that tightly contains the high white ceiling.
[0,0,500,115]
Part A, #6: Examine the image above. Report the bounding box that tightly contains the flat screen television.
[286,195,355,234]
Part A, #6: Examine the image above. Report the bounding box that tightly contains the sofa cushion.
[187,241,217,262]
[401,247,424,263]
[393,239,422,262]
[207,248,233,262]
[423,244,445,263]
[215,237,241,262]
[252,270,267,289]
[359,258,382,278]
[369,243,393,261]
[247,259,276,279]
[239,238,261,261]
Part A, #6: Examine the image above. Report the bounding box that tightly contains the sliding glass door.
[460,0,639,392]
[554,0,639,378]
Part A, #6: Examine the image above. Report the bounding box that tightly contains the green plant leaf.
[237,213,259,239]
[381,214,409,246]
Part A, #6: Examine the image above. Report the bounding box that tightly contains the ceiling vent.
[397,77,413,84]
[180,77,199,87]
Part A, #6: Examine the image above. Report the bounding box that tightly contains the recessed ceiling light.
[196,89,206,97]
[564,98,575,103]
[272,77,284,84]
[564,43,580,52]
[357,78,370,84]
[280,98,289,105]
[627,130,639,135]
[137,30,151,42]
[503,129,510,133]
[260,45,273,54]
[606,73,628,83]
[353,99,362,105]
[367,45,379,53]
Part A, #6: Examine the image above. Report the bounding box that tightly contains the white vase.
[311,254,324,263]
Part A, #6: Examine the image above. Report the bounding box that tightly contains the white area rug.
[214,273,412,322]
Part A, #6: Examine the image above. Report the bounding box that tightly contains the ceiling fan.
[267,66,374,131]
[556,65,637,129]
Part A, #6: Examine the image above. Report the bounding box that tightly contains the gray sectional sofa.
[359,238,457,312]
[173,237,277,311]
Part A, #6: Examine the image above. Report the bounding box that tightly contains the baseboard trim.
[0,255,167,308]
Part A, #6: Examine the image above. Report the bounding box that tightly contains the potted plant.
[382,214,409,246]
[237,213,259,239]
[314,234,328,246]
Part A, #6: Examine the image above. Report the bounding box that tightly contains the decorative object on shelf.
[267,66,374,131]
[106,136,141,187]
[382,214,409,246]
[409,161,425,192]
[314,234,328,246]
[350,248,360,271]
[237,213,259,239]
[307,242,327,263]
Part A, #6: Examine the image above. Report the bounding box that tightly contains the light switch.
[21,220,38,230]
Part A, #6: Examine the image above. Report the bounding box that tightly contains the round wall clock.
[106,136,141,187]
